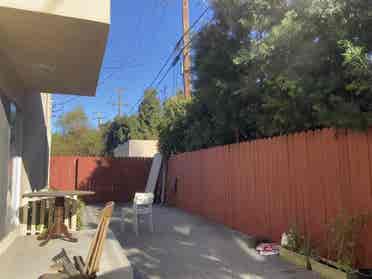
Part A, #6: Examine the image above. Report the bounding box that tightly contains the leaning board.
[144,154,162,193]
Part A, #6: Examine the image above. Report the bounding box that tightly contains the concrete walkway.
[0,228,132,279]
[87,205,321,279]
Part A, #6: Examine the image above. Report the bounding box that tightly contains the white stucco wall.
[0,0,110,24]
[114,140,159,158]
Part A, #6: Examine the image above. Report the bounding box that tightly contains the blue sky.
[52,0,211,128]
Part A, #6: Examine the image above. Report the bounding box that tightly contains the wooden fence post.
[21,198,29,235]
[31,199,37,235]
[39,199,46,233]
[71,195,78,231]
[64,199,70,228]
[74,158,79,190]
[48,199,54,229]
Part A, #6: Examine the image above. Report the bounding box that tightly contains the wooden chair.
[39,202,115,279]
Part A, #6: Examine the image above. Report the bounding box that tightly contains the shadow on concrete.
[87,204,320,279]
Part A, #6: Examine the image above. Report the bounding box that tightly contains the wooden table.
[23,190,94,245]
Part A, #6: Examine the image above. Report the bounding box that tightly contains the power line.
[129,5,212,113]
[172,60,176,95]
[153,9,213,90]
[52,61,143,116]
[196,0,209,8]
[129,31,202,114]
[175,5,210,54]
[153,16,214,89]
[146,5,210,90]
[97,61,144,87]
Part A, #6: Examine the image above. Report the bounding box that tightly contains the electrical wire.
[153,15,215,90]
[129,6,212,113]
[145,5,211,91]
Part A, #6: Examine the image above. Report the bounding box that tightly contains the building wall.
[114,142,130,158]
[0,95,11,242]
[0,89,51,244]
[114,140,159,158]
[20,93,51,194]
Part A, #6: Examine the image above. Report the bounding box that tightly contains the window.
[9,102,17,144]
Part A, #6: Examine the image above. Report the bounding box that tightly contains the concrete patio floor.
[0,229,132,279]
[87,204,321,279]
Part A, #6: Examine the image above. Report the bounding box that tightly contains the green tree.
[102,89,162,154]
[135,88,162,139]
[102,115,139,155]
[159,92,191,156]
[159,0,372,155]
[52,107,104,156]
[233,0,372,131]
[56,106,89,135]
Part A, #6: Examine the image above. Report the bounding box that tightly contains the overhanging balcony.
[0,0,110,96]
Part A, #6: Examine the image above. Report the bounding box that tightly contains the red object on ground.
[256,243,280,256]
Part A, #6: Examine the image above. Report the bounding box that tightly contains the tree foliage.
[56,106,89,135]
[135,88,162,140]
[102,115,138,155]
[102,89,162,155]
[52,107,104,156]
[159,0,372,156]
[159,92,192,155]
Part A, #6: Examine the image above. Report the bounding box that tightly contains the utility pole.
[116,88,124,117]
[109,88,128,117]
[93,112,104,127]
[182,0,192,99]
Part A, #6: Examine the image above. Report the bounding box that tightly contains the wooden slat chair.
[39,202,114,279]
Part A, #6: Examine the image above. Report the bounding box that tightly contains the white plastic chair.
[121,154,161,235]
[122,193,154,235]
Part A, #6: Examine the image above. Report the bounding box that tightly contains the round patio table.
[23,190,94,244]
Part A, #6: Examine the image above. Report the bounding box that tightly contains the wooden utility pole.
[182,0,192,99]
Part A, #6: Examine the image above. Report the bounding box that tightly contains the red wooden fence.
[166,128,372,267]
[50,156,152,203]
